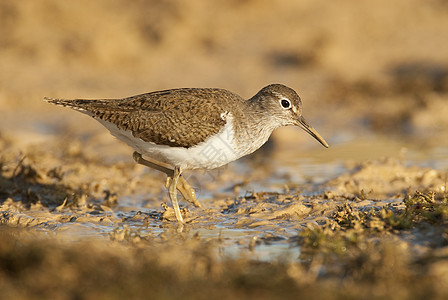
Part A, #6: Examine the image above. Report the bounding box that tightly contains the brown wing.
[46,88,236,148]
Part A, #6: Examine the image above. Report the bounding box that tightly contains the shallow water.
[1,110,448,261]
[29,133,445,261]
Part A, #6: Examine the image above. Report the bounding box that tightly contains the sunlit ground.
[1,1,448,299]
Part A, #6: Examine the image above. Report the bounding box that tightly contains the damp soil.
[1,1,448,299]
[1,125,448,300]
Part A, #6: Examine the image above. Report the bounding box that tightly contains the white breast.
[96,114,250,170]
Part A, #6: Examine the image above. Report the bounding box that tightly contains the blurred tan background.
[1,4,448,298]
[1,0,448,158]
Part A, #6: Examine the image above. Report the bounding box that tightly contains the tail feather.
[43,97,94,113]
[44,97,75,107]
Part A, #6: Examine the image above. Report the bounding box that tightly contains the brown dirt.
[1,1,448,299]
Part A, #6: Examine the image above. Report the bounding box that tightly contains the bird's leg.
[168,166,184,224]
[133,152,184,223]
[133,151,173,175]
[165,177,202,208]
[132,152,201,207]
[178,177,202,207]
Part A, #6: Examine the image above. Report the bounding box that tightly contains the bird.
[45,84,328,225]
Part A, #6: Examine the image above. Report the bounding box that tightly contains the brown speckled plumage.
[45,84,329,224]
[45,88,247,148]
[45,84,328,152]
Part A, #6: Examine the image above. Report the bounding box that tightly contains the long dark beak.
[297,116,329,148]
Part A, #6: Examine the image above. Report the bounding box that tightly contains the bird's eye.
[281,99,291,109]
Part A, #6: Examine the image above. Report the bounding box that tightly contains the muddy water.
[1,108,447,263]
[1,112,447,264]
[19,130,443,262]
[1,1,448,297]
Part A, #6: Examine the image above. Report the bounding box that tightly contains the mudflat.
[1,1,448,299]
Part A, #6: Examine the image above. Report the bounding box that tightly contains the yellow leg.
[168,166,184,224]
[132,152,202,208]
[166,176,202,208]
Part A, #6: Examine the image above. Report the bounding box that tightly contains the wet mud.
[1,1,448,299]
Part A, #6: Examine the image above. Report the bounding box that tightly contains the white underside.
[97,117,244,170]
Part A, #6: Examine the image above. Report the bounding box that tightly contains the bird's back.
[45,88,244,148]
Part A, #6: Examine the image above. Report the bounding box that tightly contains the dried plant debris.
[1,0,448,298]
[1,152,448,299]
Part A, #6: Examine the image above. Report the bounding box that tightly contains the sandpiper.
[45,84,328,224]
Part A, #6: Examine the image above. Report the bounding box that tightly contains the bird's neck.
[228,99,277,157]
